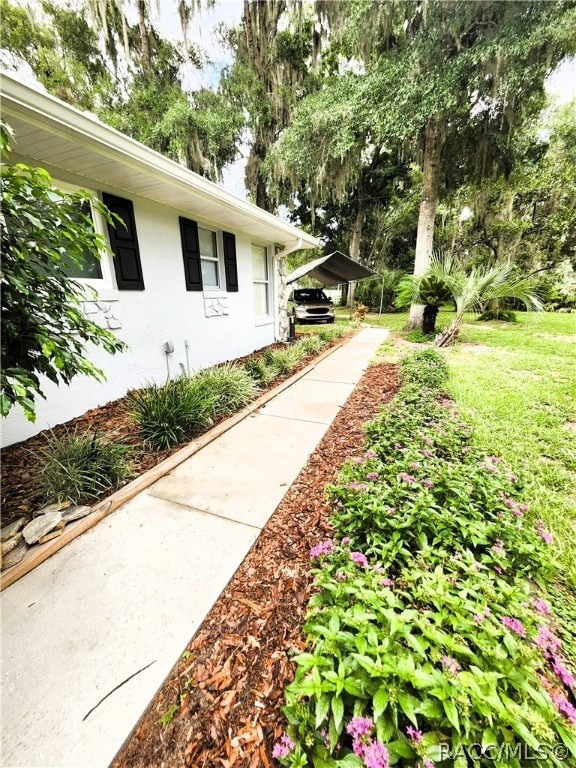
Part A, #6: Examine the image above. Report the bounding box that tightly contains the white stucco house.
[0,74,319,448]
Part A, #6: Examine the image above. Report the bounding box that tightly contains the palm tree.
[396,254,543,345]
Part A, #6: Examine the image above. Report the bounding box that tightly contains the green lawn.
[371,310,576,586]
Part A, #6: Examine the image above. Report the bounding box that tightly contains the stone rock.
[1,533,23,556]
[1,517,26,542]
[23,510,62,545]
[37,522,65,545]
[33,501,71,517]
[1,539,29,570]
[61,505,92,523]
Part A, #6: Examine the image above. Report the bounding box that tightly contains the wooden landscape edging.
[0,335,353,591]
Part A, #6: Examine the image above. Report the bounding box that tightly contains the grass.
[372,310,575,584]
[444,313,576,584]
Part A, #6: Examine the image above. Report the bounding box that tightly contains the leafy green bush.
[194,363,258,416]
[273,349,574,767]
[399,348,449,389]
[127,376,215,450]
[36,429,131,503]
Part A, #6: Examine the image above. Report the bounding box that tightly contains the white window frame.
[252,242,272,324]
[198,225,221,291]
[53,180,114,291]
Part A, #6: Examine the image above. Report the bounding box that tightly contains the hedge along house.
[1,75,319,448]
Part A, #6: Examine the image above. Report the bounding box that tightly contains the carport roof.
[286,251,375,286]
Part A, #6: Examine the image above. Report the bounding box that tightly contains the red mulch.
[0,336,348,526]
[112,361,400,768]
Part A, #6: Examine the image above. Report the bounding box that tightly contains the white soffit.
[0,74,319,249]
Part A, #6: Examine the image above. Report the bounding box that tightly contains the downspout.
[274,238,303,342]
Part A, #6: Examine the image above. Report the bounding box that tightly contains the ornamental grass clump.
[297,333,326,357]
[244,357,276,385]
[264,345,305,374]
[194,363,258,416]
[127,376,215,451]
[36,428,132,504]
[275,349,574,768]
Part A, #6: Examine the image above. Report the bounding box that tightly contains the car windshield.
[293,289,329,301]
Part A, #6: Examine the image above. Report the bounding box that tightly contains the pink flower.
[387,507,396,514]
[422,478,434,488]
[552,692,576,725]
[363,740,390,768]
[507,473,519,482]
[366,472,379,480]
[353,456,364,464]
[272,733,295,758]
[398,472,415,483]
[310,540,334,559]
[501,616,526,637]
[536,625,562,654]
[552,657,576,688]
[537,520,553,544]
[346,716,374,738]
[351,551,369,568]
[441,655,460,674]
[406,725,423,743]
[409,462,421,470]
[494,565,503,574]
[473,614,484,622]
[534,598,551,615]
[379,578,394,587]
[365,450,378,459]
[342,537,351,545]
[491,539,505,556]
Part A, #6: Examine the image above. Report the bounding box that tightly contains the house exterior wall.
[2,165,278,448]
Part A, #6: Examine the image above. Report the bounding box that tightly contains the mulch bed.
[113,360,400,768]
[1,335,350,527]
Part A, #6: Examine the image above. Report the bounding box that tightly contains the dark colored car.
[288,288,335,324]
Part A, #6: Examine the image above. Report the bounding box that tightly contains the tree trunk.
[422,305,439,334]
[137,0,152,75]
[405,113,446,330]
[347,183,366,307]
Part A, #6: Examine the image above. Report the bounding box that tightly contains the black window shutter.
[223,231,239,292]
[179,217,203,291]
[102,193,145,290]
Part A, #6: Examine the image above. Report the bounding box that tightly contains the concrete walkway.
[1,327,388,768]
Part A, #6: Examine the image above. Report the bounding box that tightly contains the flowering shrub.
[273,350,575,767]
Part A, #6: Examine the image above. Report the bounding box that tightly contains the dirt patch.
[112,361,400,768]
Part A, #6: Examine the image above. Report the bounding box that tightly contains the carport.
[286,250,375,286]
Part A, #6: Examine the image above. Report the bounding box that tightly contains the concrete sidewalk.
[1,327,388,768]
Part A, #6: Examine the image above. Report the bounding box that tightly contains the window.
[60,201,103,280]
[199,227,219,289]
[252,244,269,315]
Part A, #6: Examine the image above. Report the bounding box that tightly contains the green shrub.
[35,429,131,503]
[297,334,326,356]
[318,324,349,343]
[399,347,449,389]
[127,376,215,450]
[283,554,573,767]
[244,357,276,385]
[194,363,258,415]
[264,345,305,374]
[273,349,573,768]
